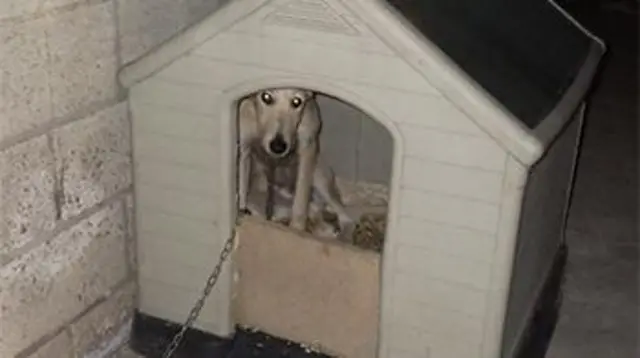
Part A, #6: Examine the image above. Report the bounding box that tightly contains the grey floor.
[545,1,639,357]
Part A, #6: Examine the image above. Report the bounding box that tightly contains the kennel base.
[128,225,567,358]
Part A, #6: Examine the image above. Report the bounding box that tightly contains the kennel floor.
[121,315,333,358]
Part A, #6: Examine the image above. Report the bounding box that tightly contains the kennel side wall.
[316,94,394,185]
[500,107,585,356]
[127,6,529,358]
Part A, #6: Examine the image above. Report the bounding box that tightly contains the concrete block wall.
[0,0,226,357]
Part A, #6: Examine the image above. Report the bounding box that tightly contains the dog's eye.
[260,92,274,105]
[291,97,303,108]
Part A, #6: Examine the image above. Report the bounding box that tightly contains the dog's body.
[236,88,355,239]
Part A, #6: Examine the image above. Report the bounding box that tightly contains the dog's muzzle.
[268,134,289,157]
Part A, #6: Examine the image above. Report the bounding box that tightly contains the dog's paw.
[289,217,307,231]
[336,221,356,243]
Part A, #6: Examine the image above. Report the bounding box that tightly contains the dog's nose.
[268,135,288,155]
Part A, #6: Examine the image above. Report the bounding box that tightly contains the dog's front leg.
[290,141,318,231]
[237,141,252,216]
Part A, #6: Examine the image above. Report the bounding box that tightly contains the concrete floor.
[545,1,639,358]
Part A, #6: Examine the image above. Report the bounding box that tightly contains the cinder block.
[0,202,128,356]
[0,0,84,21]
[26,330,72,358]
[0,135,56,257]
[186,0,226,24]
[117,0,227,64]
[117,0,189,64]
[46,1,118,118]
[69,280,136,356]
[0,18,51,141]
[0,0,40,20]
[43,0,85,11]
[52,102,131,220]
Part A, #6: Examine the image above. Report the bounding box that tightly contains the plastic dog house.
[118,0,605,357]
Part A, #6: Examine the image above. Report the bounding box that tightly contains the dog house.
[118,0,605,357]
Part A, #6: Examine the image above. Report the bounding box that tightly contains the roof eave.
[531,23,607,151]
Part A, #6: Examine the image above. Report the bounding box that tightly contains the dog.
[236,88,355,239]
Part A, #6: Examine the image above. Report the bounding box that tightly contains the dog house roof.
[119,0,604,166]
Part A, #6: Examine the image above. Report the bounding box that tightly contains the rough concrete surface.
[0,202,129,356]
[46,1,119,119]
[26,331,73,358]
[545,1,639,357]
[117,0,229,64]
[52,101,131,220]
[69,281,136,356]
[0,135,56,257]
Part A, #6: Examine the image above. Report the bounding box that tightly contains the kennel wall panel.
[135,183,218,221]
[154,54,493,188]
[314,93,395,185]
[392,273,488,317]
[402,157,504,203]
[396,217,496,262]
[138,239,223,293]
[136,207,219,247]
[127,12,530,356]
[314,94,364,182]
[152,51,490,143]
[132,47,512,358]
[134,133,219,169]
[399,188,501,233]
[346,84,488,137]
[391,295,485,349]
[192,32,439,96]
[134,160,218,197]
[151,51,501,186]
[132,102,219,141]
[395,244,494,290]
[129,77,232,333]
[356,113,394,183]
[221,0,396,56]
[137,276,226,333]
[387,322,481,358]
[130,77,221,115]
[400,124,507,172]
[501,113,584,356]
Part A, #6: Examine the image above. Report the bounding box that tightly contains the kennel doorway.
[230,90,394,358]
[218,80,405,358]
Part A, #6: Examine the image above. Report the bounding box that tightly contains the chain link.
[161,233,236,358]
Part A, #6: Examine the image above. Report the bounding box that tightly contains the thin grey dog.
[236,88,355,239]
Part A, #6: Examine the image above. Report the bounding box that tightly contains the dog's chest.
[249,143,299,188]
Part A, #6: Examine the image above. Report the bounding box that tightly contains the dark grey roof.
[385,0,595,129]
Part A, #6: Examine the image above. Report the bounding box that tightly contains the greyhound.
[236,88,355,239]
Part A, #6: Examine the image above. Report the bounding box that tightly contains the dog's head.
[251,88,315,158]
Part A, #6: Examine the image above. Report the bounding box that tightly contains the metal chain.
[161,233,236,358]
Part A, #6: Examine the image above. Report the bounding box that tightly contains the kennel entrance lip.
[119,0,605,357]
